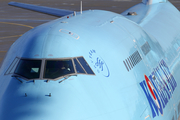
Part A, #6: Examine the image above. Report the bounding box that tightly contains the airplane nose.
[0,77,92,120]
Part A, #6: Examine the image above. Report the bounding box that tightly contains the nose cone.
[0,77,90,120]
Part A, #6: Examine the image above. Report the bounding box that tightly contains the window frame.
[5,56,95,81]
[43,58,76,80]
[11,58,43,80]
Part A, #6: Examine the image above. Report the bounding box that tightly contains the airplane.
[0,0,179,119]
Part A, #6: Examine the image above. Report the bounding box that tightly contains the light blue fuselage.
[0,1,180,120]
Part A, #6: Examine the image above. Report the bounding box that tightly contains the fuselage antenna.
[80,1,82,14]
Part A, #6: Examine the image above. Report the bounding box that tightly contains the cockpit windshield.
[6,56,95,80]
[14,59,41,79]
[44,59,75,79]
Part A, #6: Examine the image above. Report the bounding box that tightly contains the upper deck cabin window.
[6,56,95,80]
[141,42,151,56]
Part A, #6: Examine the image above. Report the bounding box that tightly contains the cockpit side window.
[73,58,86,74]
[44,59,75,79]
[5,57,20,75]
[14,59,41,79]
[77,57,95,75]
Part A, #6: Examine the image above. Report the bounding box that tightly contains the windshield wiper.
[11,75,23,83]
[59,75,77,83]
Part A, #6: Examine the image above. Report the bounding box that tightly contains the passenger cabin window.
[5,56,95,80]
[14,59,41,79]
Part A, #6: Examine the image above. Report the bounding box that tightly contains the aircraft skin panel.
[8,2,74,17]
[121,3,149,24]
[0,0,180,120]
[133,1,180,120]
[139,1,180,51]
[122,1,180,65]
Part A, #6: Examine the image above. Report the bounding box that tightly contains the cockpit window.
[6,56,95,80]
[5,57,20,75]
[44,59,75,79]
[77,57,95,75]
[73,58,86,74]
[14,59,41,79]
